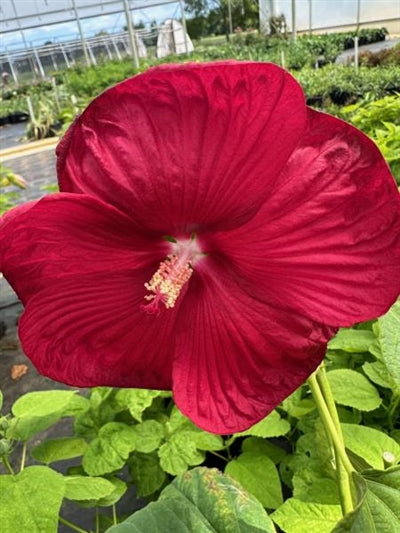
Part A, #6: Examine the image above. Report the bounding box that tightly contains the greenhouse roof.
[0,0,178,34]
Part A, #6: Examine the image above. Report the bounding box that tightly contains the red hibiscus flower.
[1,62,399,434]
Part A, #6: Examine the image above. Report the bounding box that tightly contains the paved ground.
[335,37,399,63]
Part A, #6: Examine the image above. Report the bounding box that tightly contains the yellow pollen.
[143,254,193,311]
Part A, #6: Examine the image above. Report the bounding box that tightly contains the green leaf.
[191,431,225,452]
[62,394,90,416]
[236,411,290,439]
[341,424,400,470]
[96,477,127,507]
[114,389,161,422]
[106,467,276,533]
[378,299,400,389]
[225,452,283,509]
[31,437,88,464]
[64,475,116,501]
[129,452,167,497]
[8,390,77,441]
[327,369,381,411]
[272,499,342,533]
[0,466,65,533]
[12,390,77,417]
[158,431,205,475]
[82,422,137,476]
[292,469,340,504]
[328,328,374,353]
[134,420,164,453]
[280,389,315,419]
[362,361,394,390]
[0,390,3,412]
[242,438,287,465]
[332,467,400,532]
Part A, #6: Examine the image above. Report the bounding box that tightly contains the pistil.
[142,238,201,314]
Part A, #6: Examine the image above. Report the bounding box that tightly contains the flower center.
[141,238,201,314]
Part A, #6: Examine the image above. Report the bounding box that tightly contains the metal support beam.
[71,0,91,67]
[122,0,139,69]
[179,0,189,54]
[291,0,296,41]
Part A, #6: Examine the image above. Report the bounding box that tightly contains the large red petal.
[57,62,306,233]
[0,193,168,304]
[173,258,334,434]
[211,109,400,327]
[19,272,177,389]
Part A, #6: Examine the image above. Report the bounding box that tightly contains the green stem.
[2,456,14,475]
[20,442,27,472]
[308,373,355,475]
[95,508,100,533]
[316,365,354,516]
[58,516,89,533]
[112,504,117,525]
[388,394,400,429]
[209,450,228,462]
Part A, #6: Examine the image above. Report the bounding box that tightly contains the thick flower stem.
[316,365,354,516]
[307,369,354,516]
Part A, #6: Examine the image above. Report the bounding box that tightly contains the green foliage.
[0,164,26,215]
[272,499,342,533]
[106,467,277,533]
[341,95,400,183]
[341,425,400,470]
[333,467,400,532]
[225,452,283,509]
[0,466,65,533]
[376,299,400,388]
[327,369,381,411]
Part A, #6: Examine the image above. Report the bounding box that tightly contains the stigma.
[142,238,201,314]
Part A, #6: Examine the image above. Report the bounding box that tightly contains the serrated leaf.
[225,452,283,509]
[292,469,340,504]
[327,369,381,411]
[192,431,225,451]
[280,389,314,418]
[328,328,374,353]
[362,360,394,390]
[62,394,90,416]
[341,424,400,470]
[31,437,88,464]
[158,431,205,475]
[114,389,161,422]
[8,390,77,441]
[129,452,167,497]
[134,420,164,453]
[236,410,290,438]
[78,476,127,508]
[168,405,196,432]
[64,476,115,501]
[106,467,276,533]
[82,422,137,476]
[0,466,65,533]
[332,467,400,532]
[272,499,342,533]
[12,390,76,417]
[242,438,287,465]
[378,299,400,389]
[336,407,361,425]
